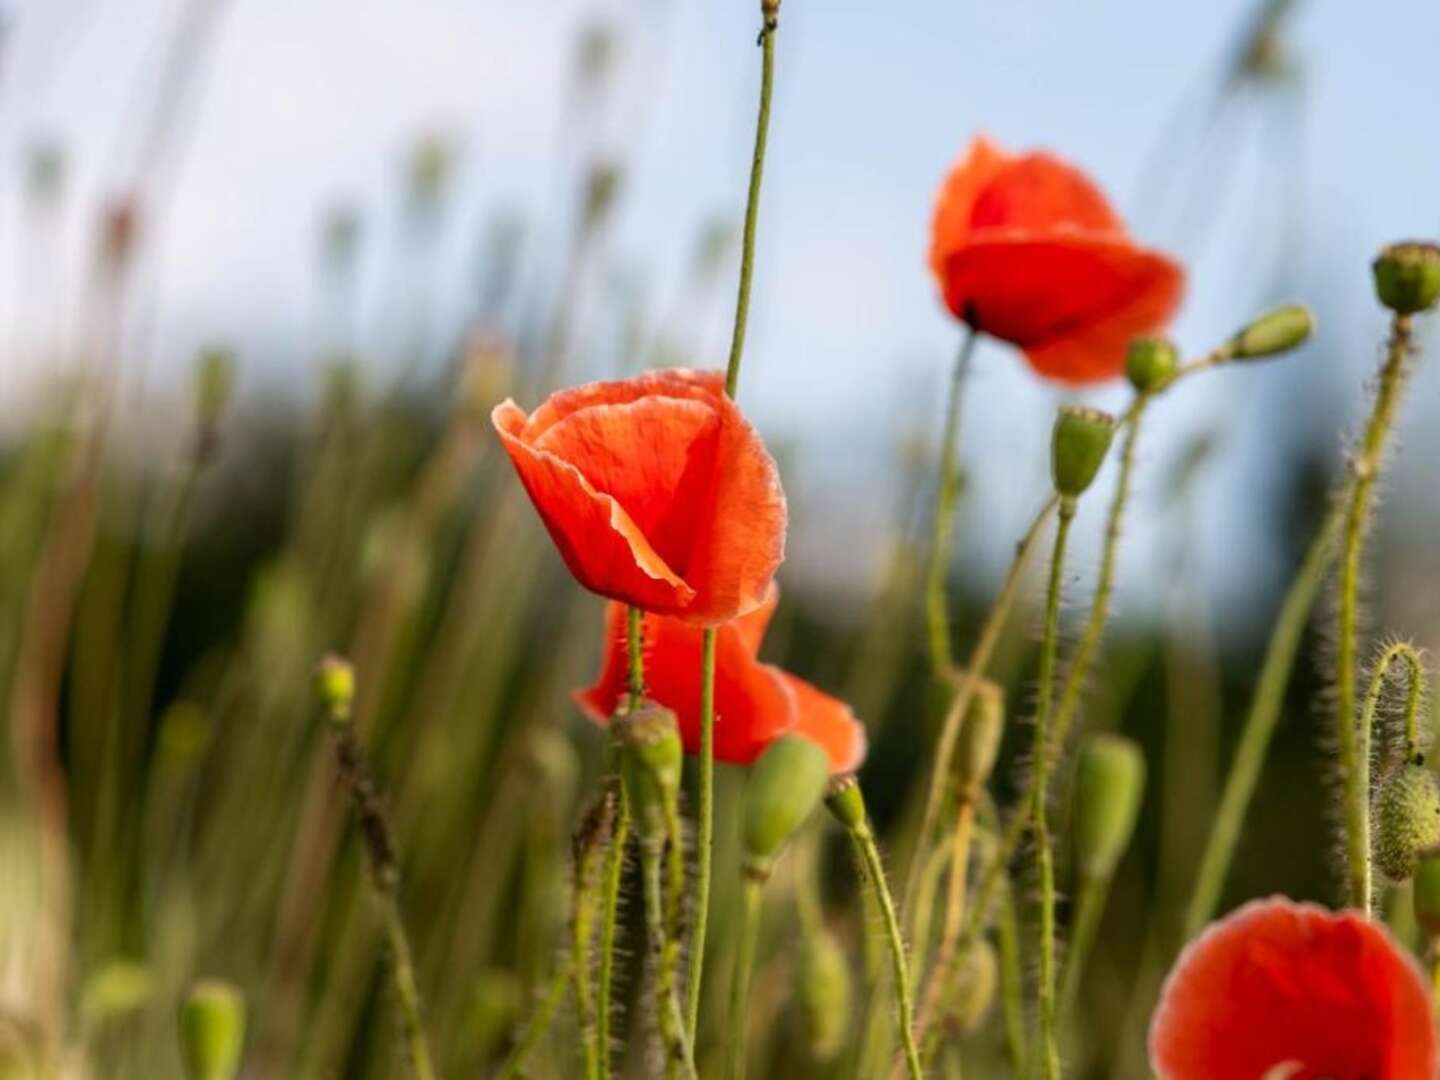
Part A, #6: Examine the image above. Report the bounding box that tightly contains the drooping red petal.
[775,671,868,775]
[940,236,1183,384]
[967,152,1125,239]
[1149,897,1437,1080]
[732,582,780,656]
[929,135,1014,289]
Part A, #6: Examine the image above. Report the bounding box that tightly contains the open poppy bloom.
[929,135,1184,384]
[492,369,786,624]
[574,584,867,773]
[1149,896,1437,1079]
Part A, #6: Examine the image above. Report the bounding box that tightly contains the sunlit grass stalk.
[925,328,978,675]
[1336,312,1415,913]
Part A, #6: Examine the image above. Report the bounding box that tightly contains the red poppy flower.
[574,585,867,773]
[929,135,1184,384]
[1149,896,1437,1080]
[492,369,786,624]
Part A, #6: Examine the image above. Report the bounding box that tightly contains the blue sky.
[4,0,1440,621]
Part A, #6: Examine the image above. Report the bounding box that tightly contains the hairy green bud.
[1125,337,1179,394]
[743,735,830,871]
[616,701,683,851]
[1229,304,1314,360]
[952,678,1004,794]
[1073,734,1146,879]
[1374,762,1440,882]
[1051,406,1116,499]
[1372,242,1440,316]
[824,773,868,832]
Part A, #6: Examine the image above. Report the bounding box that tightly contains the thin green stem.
[1057,873,1109,1025]
[380,902,437,1080]
[1361,641,1426,765]
[727,878,764,1080]
[1183,508,1343,938]
[596,773,629,1079]
[642,842,697,1079]
[995,879,1027,1077]
[573,793,613,1080]
[852,821,923,1080]
[1337,313,1414,913]
[925,328,978,676]
[1029,502,1074,1080]
[686,628,717,1037]
[496,958,573,1080]
[628,605,645,707]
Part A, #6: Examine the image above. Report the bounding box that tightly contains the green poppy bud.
[82,960,153,1025]
[798,926,852,1061]
[314,654,355,725]
[1372,242,1440,315]
[1229,304,1314,360]
[946,939,997,1033]
[1072,734,1146,880]
[824,774,868,832]
[743,735,831,874]
[1125,337,1179,394]
[952,678,1004,795]
[1374,762,1440,882]
[616,701,683,851]
[1051,406,1116,499]
[1413,848,1440,940]
[179,979,246,1080]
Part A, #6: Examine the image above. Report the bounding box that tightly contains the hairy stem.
[643,841,697,1079]
[496,959,573,1080]
[628,605,645,707]
[727,878,764,1080]
[1057,872,1109,1025]
[596,769,630,1079]
[925,328,978,676]
[1361,642,1426,765]
[687,628,717,1036]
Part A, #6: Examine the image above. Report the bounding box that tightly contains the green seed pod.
[616,701,683,850]
[1372,242,1440,315]
[82,960,154,1026]
[314,654,356,724]
[178,979,246,1080]
[1124,337,1179,394]
[946,939,997,1034]
[1374,762,1440,882]
[824,774,868,832]
[1051,406,1116,499]
[1229,304,1314,360]
[1072,734,1146,880]
[798,926,852,1061]
[1412,848,1440,940]
[952,679,1004,794]
[743,735,831,871]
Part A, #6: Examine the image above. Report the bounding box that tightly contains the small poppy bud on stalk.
[82,960,153,1024]
[615,701,684,852]
[178,979,246,1080]
[1372,242,1440,315]
[1228,304,1314,360]
[762,0,781,24]
[1073,734,1146,880]
[1051,406,1117,500]
[1412,848,1440,940]
[1125,337,1179,394]
[1374,761,1440,882]
[314,654,356,726]
[952,678,1004,796]
[798,926,852,1061]
[824,773,868,833]
[743,734,831,878]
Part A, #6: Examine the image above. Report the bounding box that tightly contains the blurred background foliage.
[0,0,1437,1076]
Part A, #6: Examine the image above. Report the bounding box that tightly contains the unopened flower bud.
[798,926,852,1061]
[314,654,355,725]
[179,979,246,1080]
[952,679,1004,795]
[82,960,153,1024]
[1229,304,1314,360]
[1051,406,1116,499]
[1073,734,1146,879]
[824,774,868,832]
[1125,337,1179,394]
[1413,848,1440,940]
[1374,762,1440,882]
[616,701,683,850]
[1372,242,1440,315]
[744,734,830,874]
[946,940,997,1033]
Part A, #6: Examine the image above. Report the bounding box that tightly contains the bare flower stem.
[1362,642,1426,764]
[925,327,978,676]
[726,878,764,1080]
[1337,312,1415,913]
[1057,872,1109,1024]
[628,605,645,706]
[642,837,698,1079]
[497,959,573,1080]
[574,792,615,1080]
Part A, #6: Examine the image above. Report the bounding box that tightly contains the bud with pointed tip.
[744,735,830,876]
[1125,337,1179,394]
[1229,304,1314,360]
[952,679,1004,795]
[824,774,868,832]
[616,701,683,851]
[1374,762,1440,882]
[1073,734,1146,880]
[1051,406,1116,499]
[1372,242,1440,315]
[179,979,246,1080]
[1413,848,1440,940]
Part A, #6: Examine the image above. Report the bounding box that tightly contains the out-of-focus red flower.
[1149,896,1437,1080]
[574,585,867,773]
[493,369,785,624]
[929,135,1184,384]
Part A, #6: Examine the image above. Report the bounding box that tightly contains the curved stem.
[1057,872,1109,1025]
[925,327,978,676]
[686,628,717,1036]
[496,958,573,1080]
[1337,312,1415,913]
[727,879,764,1080]
[912,796,976,1053]
[1029,501,1075,1080]
[1361,641,1426,765]
[850,822,923,1080]
[643,841,698,1079]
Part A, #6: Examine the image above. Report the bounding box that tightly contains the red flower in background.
[1149,896,1437,1080]
[492,370,785,624]
[574,585,867,773]
[930,135,1184,384]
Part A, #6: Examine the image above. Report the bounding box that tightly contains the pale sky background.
[3,0,1440,626]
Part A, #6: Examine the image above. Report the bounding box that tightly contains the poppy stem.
[641,835,698,1079]
[1057,871,1109,1027]
[1361,642,1426,767]
[1337,313,1416,913]
[573,789,616,1080]
[1029,499,1074,1080]
[496,957,573,1080]
[995,875,1028,1077]
[925,327,978,677]
[596,764,630,1079]
[726,878,764,1080]
[627,605,645,707]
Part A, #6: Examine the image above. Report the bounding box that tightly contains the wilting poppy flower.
[492,369,785,624]
[929,135,1183,384]
[574,585,867,773]
[1149,896,1437,1080]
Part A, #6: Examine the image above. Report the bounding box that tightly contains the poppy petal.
[775,670,868,774]
[732,582,780,656]
[1149,897,1437,1080]
[967,152,1125,239]
[929,135,1014,289]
